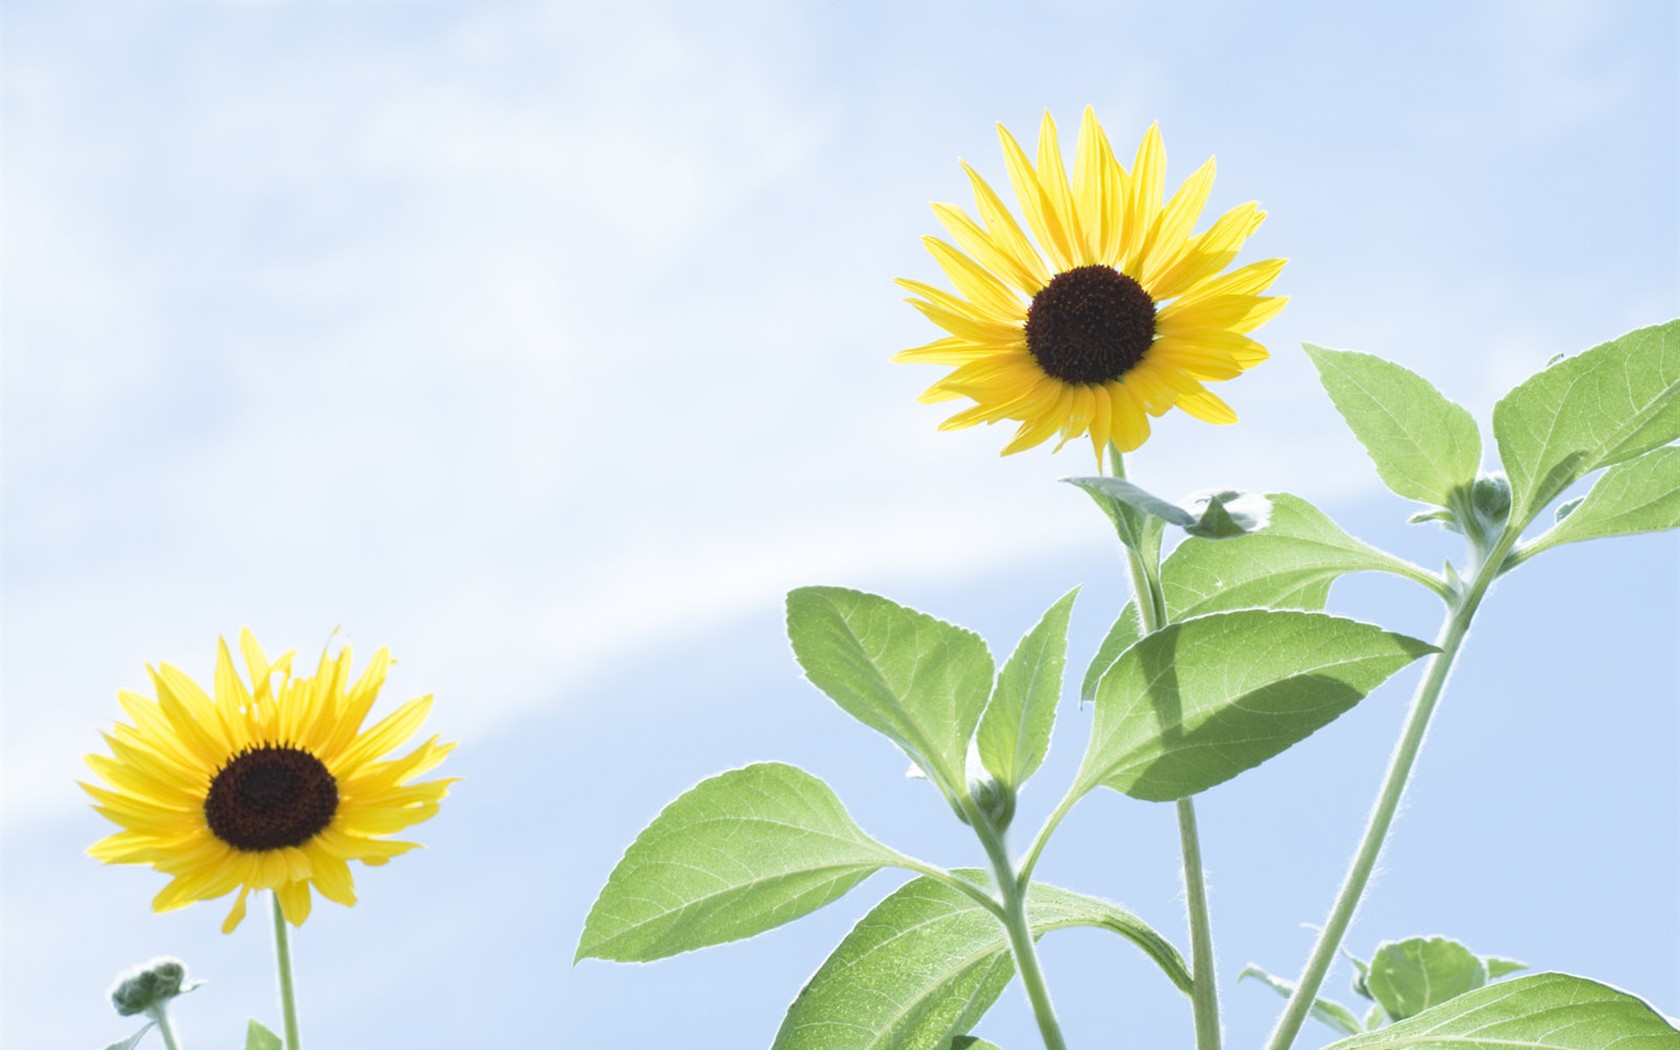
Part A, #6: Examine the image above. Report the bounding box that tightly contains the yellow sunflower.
[84,630,456,933]
[896,107,1287,463]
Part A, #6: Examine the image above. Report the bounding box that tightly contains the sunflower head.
[895,107,1287,465]
[84,629,457,933]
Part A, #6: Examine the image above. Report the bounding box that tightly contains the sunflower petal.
[1120,123,1166,274]
[1033,110,1093,265]
[998,123,1076,272]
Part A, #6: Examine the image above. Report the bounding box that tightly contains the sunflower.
[896,108,1287,463]
[84,630,455,933]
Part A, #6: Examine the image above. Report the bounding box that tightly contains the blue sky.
[3,1,1676,1047]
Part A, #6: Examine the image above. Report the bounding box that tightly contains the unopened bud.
[109,957,192,1017]
[968,775,1016,832]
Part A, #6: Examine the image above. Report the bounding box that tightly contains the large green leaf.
[1321,972,1680,1048]
[1494,320,1680,524]
[1075,610,1436,801]
[787,588,994,792]
[1530,446,1680,551]
[1240,963,1363,1036]
[1161,494,1427,616]
[577,763,903,962]
[1082,603,1143,705]
[1305,345,1483,507]
[977,589,1078,789]
[773,874,1188,1050]
[1367,937,1487,1021]
[1080,495,1419,704]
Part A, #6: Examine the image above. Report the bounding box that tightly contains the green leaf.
[577,763,903,962]
[949,1039,1004,1049]
[977,589,1078,789]
[1486,956,1530,980]
[1080,494,1430,704]
[773,873,1188,1050]
[787,587,994,792]
[1346,949,1374,1000]
[1494,320,1680,523]
[102,1023,156,1050]
[1082,603,1142,705]
[1368,936,1487,1021]
[1072,453,1160,555]
[244,1021,283,1050]
[1181,490,1274,539]
[1320,972,1680,1048]
[1239,963,1363,1036]
[1304,344,1482,507]
[1075,609,1436,801]
[1160,494,1429,616]
[1365,1003,1387,1030]
[1530,446,1680,551]
[1065,475,1197,528]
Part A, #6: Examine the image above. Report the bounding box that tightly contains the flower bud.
[968,775,1016,832]
[109,957,190,1017]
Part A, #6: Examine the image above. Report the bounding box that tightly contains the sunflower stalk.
[271,892,303,1050]
[1113,451,1223,1050]
[1261,523,1518,1050]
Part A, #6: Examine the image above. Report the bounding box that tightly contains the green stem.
[1262,528,1517,1050]
[972,813,1068,1050]
[1176,797,1223,1050]
[1018,785,1079,886]
[271,892,302,1050]
[148,1004,183,1050]
[1115,468,1221,1050]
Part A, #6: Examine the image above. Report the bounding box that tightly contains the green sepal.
[977,588,1078,790]
[1367,936,1487,1021]
[1075,609,1436,801]
[787,587,994,796]
[577,763,903,963]
[949,1039,1004,1050]
[1303,343,1483,507]
[103,1023,156,1050]
[772,873,1188,1049]
[244,1020,283,1050]
[1238,963,1362,1036]
[1493,319,1680,525]
[1320,972,1680,1048]
[1408,507,1455,527]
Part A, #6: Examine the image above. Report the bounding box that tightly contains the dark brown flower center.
[204,745,338,851]
[1024,265,1157,384]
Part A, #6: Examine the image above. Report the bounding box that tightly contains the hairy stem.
[1176,797,1222,1050]
[974,812,1068,1050]
[149,1004,183,1050]
[1116,459,1221,1050]
[1262,528,1517,1050]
